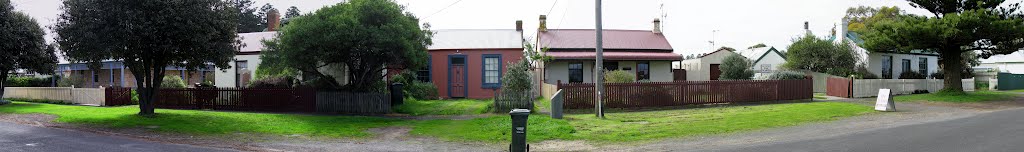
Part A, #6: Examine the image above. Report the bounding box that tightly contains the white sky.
[12,0,944,57]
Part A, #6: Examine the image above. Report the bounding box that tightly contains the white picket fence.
[851,79,975,98]
[2,87,107,106]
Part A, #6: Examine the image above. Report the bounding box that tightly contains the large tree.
[261,0,431,91]
[54,0,238,115]
[285,6,301,19]
[0,0,58,104]
[783,33,860,76]
[859,0,1024,93]
[231,0,263,33]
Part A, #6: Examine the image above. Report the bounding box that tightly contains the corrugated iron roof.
[428,29,524,50]
[539,29,672,50]
[546,52,681,61]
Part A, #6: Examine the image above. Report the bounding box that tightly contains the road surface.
[721,107,1024,152]
[0,122,233,152]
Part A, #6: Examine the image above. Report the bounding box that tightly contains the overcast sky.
[9,0,949,57]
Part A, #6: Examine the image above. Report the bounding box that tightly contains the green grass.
[394,99,492,116]
[893,90,1020,103]
[535,97,552,111]
[411,102,873,143]
[813,93,828,99]
[0,102,404,137]
[1008,89,1024,92]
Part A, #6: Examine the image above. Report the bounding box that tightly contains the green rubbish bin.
[509,109,530,152]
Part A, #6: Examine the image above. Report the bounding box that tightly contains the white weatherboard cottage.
[215,32,273,88]
[678,48,738,81]
[838,19,939,79]
[734,47,786,78]
[975,51,1024,74]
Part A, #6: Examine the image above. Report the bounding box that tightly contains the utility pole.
[594,0,605,118]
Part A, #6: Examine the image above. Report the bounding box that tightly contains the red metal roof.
[546,52,682,61]
[538,29,672,50]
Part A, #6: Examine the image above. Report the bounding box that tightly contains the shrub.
[389,71,438,100]
[160,76,187,88]
[604,70,635,83]
[898,71,926,79]
[57,76,85,87]
[767,71,807,80]
[497,59,533,111]
[248,76,294,88]
[4,76,51,87]
[930,70,975,79]
[720,54,755,80]
[853,65,879,79]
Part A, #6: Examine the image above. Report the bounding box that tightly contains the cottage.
[678,48,741,81]
[838,19,939,79]
[55,61,214,88]
[538,16,681,85]
[419,26,525,99]
[975,51,1024,74]
[734,47,786,78]
[214,31,274,88]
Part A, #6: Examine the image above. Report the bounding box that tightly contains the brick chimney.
[538,15,547,32]
[267,9,281,31]
[653,18,662,34]
[516,20,523,31]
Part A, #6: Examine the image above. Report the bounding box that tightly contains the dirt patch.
[530,140,596,152]
[0,113,57,127]
[368,126,411,140]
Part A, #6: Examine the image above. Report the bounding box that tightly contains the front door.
[448,55,467,98]
[710,64,721,80]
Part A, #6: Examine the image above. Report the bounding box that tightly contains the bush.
[497,59,533,111]
[57,76,85,87]
[853,65,879,79]
[898,71,926,79]
[720,54,755,80]
[783,33,859,76]
[160,76,187,88]
[767,71,807,80]
[930,70,975,79]
[247,76,294,88]
[389,71,438,100]
[4,76,51,87]
[604,70,635,83]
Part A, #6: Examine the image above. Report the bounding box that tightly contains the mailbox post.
[510,109,531,152]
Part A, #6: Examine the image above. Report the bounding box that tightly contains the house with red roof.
[536,15,681,86]
[417,23,526,99]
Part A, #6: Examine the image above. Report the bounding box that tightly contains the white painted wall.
[751,51,786,74]
[978,62,1024,74]
[865,52,938,79]
[215,54,261,87]
[543,60,672,84]
[679,50,739,81]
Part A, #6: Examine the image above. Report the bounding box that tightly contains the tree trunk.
[941,52,964,93]
[0,72,8,104]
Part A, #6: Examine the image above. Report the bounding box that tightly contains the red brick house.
[418,25,525,99]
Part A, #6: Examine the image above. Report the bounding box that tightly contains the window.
[881,55,892,79]
[636,62,650,81]
[93,71,99,82]
[902,59,912,74]
[568,63,583,83]
[603,62,619,71]
[235,61,248,87]
[482,55,501,88]
[761,64,772,73]
[919,57,928,75]
[416,56,431,82]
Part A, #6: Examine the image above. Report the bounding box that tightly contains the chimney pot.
[516,20,523,31]
[538,15,547,32]
[653,18,662,34]
[803,21,809,30]
[268,9,281,31]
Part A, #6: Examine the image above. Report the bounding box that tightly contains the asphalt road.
[722,108,1024,152]
[0,122,233,152]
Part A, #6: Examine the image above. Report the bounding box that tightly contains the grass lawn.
[0,102,405,137]
[1,101,872,143]
[893,90,1020,103]
[393,99,492,116]
[411,102,873,143]
[813,93,828,99]
[1008,89,1024,92]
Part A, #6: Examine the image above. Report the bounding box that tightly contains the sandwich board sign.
[875,89,895,112]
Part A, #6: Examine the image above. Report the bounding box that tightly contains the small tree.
[160,76,187,88]
[605,70,635,83]
[719,54,755,80]
[784,33,860,76]
[54,0,238,115]
[0,0,58,104]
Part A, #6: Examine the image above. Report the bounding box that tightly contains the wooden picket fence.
[315,91,391,114]
[493,91,534,112]
[152,88,317,112]
[557,79,813,109]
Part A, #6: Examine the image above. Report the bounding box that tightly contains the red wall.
[429,49,524,99]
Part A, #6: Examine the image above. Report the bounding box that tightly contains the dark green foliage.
[248,76,295,88]
[0,0,58,102]
[54,0,239,115]
[231,0,263,33]
[783,33,859,76]
[767,71,808,80]
[858,0,1024,93]
[898,71,927,79]
[604,70,635,83]
[285,6,301,19]
[56,76,84,87]
[854,65,879,79]
[718,46,737,52]
[720,54,755,80]
[930,70,975,79]
[260,0,431,91]
[4,77,50,87]
[161,76,187,89]
[3,98,73,105]
[390,71,437,100]
[748,43,767,49]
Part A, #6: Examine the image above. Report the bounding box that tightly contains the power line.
[546,0,560,15]
[423,0,464,20]
[554,0,571,29]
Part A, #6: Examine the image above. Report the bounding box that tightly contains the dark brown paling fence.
[557,79,813,109]
[493,91,534,112]
[104,87,135,106]
[153,87,317,112]
[315,91,391,114]
[826,77,853,98]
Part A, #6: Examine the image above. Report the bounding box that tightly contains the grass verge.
[894,90,1019,103]
[393,99,492,116]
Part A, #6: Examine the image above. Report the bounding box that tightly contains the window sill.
[481,84,501,89]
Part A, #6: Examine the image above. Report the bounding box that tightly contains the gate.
[826,77,852,98]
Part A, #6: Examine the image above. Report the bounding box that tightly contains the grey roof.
[238,32,277,52]
[428,29,524,50]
